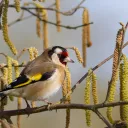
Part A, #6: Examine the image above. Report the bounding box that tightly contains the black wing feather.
[3,70,55,91]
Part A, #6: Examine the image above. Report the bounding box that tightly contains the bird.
[0,46,74,107]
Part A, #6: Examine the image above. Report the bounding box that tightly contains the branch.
[1,101,128,118]
[7,0,93,30]
[94,110,112,128]
[13,7,93,29]
[9,0,85,16]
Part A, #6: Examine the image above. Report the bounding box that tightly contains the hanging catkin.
[1,65,8,107]
[13,60,22,128]
[6,56,14,101]
[82,9,88,67]
[42,9,49,50]
[92,72,98,104]
[72,47,83,64]
[84,69,92,126]
[62,67,71,128]
[28,47,38,107]
[14,0,20,12]
[106,25,124,124]
[55,0,61,32]
[119,55,128,123]
[2,0,17,55]
[25,2,49,50]
[86,9,92,47]
[36,9,42,38]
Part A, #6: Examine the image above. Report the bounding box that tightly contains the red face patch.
[61,51,68,57]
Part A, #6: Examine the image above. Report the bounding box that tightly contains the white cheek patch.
[55,48,62,54]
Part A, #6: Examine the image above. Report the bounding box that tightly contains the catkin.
[55,0,61,32]
[86,9,92,47]
[92,72,98,104]
[82,9,87,67]
[119,55,128,123]
[32,47,38,58]
[7,56,12,84]
[73,47,83,64]
[42,9,49,50]
[0,66,8,107]
[84,69,92,126]
[33,2,49,50]
[28,47,38,107]
[2,0,17,55]
[63,67,71,128]
[6,56,14,101]
[106,25,124,124]
[13,60,20,78]
[14,0,20,12]
[13,60,22,128]
[28,47,34,61]
[36,9,42,38]
[1,64,8,86]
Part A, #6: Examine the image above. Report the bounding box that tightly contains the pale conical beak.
[64,57,74,63]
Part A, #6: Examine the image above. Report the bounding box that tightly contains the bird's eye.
[57,54,61,58]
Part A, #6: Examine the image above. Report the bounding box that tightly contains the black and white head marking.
[48,46,68,65]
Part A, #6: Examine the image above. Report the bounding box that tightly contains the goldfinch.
[0,46,74,107]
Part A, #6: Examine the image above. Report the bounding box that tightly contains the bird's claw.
[47,102,52,111]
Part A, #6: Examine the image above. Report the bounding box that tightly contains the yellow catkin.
[6,56,14,101]
[28,47,38,60]
[14,0,20,12]
[42,9,48,50]
[25,2,49,50]
[84,69,92,126]
[12,59,22,128]
[28,47,34,61]
[13,60,20,78]
[7,56,12,84]
[32,47,39,58]
[2,0,17,55]
[36,9,42,38]
[86,9,92,47]
[106,26,124,124]
[55,0,61,32]
[73,47,83,64]
[1,64,8,86]
[92,72,98,104]
[28,47,38,107]
[119,55,128,123]
[63,67,71,128]
[82,9,87,67]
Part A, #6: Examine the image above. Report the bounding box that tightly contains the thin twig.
[9,0,85,16]
[94,110,112,128]
[16,7,93,29]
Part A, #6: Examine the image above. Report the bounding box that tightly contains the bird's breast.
[22,69,65,101]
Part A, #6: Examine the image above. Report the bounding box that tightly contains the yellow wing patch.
[14,79,32,88]
[14,73,42,88]
[31,73,42,81]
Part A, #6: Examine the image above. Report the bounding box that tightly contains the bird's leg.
[24,99,31,108]
[24,99,31,117]
[42,99,53,110]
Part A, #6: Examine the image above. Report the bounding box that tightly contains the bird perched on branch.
[0,46,74,107]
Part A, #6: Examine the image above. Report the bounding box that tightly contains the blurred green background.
[0,0,128,127]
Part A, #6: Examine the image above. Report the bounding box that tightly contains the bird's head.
[48,46,74,65]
